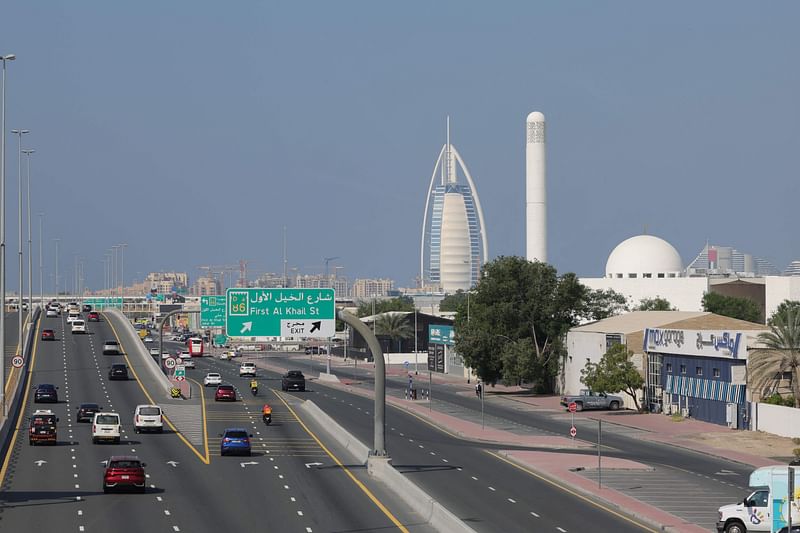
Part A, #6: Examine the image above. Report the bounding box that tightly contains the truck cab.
[717,465,800,533]
[29,409,58,445]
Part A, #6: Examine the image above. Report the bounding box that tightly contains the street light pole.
[120,243,127,302]
[11,129,30,357]
[22,149,33,311]
[0,53,17,416]
[54,238,60,303]
[38,214,43,306]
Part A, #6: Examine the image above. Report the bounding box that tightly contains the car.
[71,320,86,334]
[281,370,306,392]
[92,412,121,444]
[239,362,256,377]
[219,351,231,360]
[108,364,129,380]
[102,455,146,493]
[87,311,100,322]
[34,383,59,403]
[143,336,153,343]
[41,329,55,340]
[133,404,163,433]
[45,308,58,318]
[219,428,252,456]
[180,358,195,369]
[203,373,222,387]
[28,409,58,445]
[102,340,121,355]
[214,384,236,401]
[82,304,92,312]
[76,402,102,423]
[560,389,623,412]
[304,346,327,355]
[149,347,160,356]
[66,312,80,324]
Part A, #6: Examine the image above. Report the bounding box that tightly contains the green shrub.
[763,393,795,407]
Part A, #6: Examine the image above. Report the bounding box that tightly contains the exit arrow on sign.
[310,321,321,333]
[240,322,252,334]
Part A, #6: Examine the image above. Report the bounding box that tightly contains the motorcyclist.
[261,404,272,424]
[250,379,258,395]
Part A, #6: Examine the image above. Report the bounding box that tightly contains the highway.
[0,315,433,533]
[199,353,654,533]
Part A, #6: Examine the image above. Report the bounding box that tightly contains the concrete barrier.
[104,308,173,399]
[299,400,370,462]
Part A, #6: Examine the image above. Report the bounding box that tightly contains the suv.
[239,362,256,377]
[92,412,121,444]
[34,384,59,403]
[87,311,100,322]
[41,329,55,340]
[76,403,102,423]
[28,409,58,445]
[103,456,146,493]
[109,364,128,380]
[71,320,86,334]
[133,404,163,433]
[103,340,121,355]
[219,428,252,456]
[281,370,306,392]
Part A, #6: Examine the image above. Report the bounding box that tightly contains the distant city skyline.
[2,3,799,292]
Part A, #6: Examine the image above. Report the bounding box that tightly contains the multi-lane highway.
[0,314,434,533]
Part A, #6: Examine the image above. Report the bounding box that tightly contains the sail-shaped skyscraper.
[420,119,488,293]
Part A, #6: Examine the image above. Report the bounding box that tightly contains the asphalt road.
[205,353,654,533]
[0,317,431,533]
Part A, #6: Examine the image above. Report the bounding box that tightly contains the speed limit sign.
[164,357,177,369]
[11,356,23,368]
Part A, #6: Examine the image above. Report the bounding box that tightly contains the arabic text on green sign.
[200,295,226,328]
[226,288,335,338]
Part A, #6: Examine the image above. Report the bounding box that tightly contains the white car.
[180,358,195,369]
[92,412,121,444]
[66,312,80,324]
[71,320,86,334]
[203,373,222,387]
[143,336,154,343]
[46,308,58,318]
[239,362,256,377]
[149,347,160,356]
[133,404,163,433]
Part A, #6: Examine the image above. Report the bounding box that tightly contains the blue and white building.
[420,119,488,293]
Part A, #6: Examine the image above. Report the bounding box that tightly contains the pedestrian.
[476,380,482,398]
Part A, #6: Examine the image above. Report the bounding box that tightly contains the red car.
[41,329,55,341]
[214,384,236,401]
[87,312,100,322]
[103,456,146,493]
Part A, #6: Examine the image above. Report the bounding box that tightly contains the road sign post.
[226,288,335,338]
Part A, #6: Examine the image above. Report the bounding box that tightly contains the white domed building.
[581,234,708,312]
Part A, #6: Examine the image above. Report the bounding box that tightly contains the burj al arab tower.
[420,119,488,293]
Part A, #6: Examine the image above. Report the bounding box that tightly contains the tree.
[453,256,591,391]
[439,290,468,313]
[580,289,628,321]
[635,297,676,311]
[769,300,800,326]
[374,313,414,352]
[701,292,761,323]
[580,343,644,411]
[356,296,414,317]
[749,306,800,408]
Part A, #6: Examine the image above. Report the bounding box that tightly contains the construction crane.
[197,265,239,292]
[323,257,340,278]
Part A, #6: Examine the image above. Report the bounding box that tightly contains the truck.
[717,465,800,533]
[28,409,59,445]
[281,370,306,392]
[560,389,623,411]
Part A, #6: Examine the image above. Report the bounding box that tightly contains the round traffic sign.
[174,375,185,382]
[11,356,23,368]
[164,357,177,369]
[568,402,577,413]
[570,426,577,438]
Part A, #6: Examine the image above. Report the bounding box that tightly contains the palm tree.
[374,313,414,352]
[749,306,800,408]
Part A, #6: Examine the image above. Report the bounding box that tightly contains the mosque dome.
[605,235,683,279]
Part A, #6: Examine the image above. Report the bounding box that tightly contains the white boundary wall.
[754,402,800,438]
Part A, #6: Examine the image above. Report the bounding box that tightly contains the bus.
[187,337,204,357]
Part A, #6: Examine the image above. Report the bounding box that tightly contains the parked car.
[108,364,129,381]
[28,409,58,445]
[102,456,146,493]
[92,412,121,444]
[281,370,306,392]
[203,373,222,387]
[41,329,55,341]
[77,402,102,423]
[560,389,623,411]
[102,340,121,355]
[133,404,163,433]
[214,384,236,401]
[34,383,59,403]
[219,428,252,456]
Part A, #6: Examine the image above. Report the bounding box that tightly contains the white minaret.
[526,111,547,263]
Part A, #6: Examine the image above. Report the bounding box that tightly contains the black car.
[281,370,306,392]
[82,304,92,312]
[108,364,128,381]
[34,384,59,403]
[76,403,102,423]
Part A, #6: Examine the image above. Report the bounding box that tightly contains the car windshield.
[112,365,126,371]
[207,374,220,378]
[39,384,55,390]
[218,385,233,391]
[109,460,141,469]
[96,415,119,424]
[225,431,248,439]
[105,340,119,345]
[80,403,99,409]
[287,371,303,377]
[33,416,56,425]
[139,407,160,415]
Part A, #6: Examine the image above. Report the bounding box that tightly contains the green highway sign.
[83,297,123,309]
[214,334,228,346]
[200,295,226,328]
[226,288,335,338]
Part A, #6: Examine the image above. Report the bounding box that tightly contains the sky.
[1,2,799,293]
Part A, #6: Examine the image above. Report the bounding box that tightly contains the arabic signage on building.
[225,288,335,339]
[428,325,455,346]
[643,328,757,359]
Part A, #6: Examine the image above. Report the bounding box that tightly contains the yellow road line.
[485,450,658,532]
[275,390,410,533]
[0,314,42,484]
[104,314,210,464]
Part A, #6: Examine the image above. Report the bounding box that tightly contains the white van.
[133,405,163,433]
[92,412,121,444]
[717,465,800,533]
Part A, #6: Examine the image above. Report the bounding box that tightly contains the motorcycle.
[250,385,258,396]
[262,406,272,425]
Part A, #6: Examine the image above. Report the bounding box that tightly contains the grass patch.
[670,414,685,422]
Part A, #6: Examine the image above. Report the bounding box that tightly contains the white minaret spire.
[526,111,547,263]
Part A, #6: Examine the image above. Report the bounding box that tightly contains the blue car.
[219,428,252,456]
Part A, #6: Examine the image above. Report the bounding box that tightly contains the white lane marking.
[306,529,312,533]
[172,527,180,532]
[530,511,540,518]
[77,510,83,516]
[297,511,304,516]
[557,528,567,533]
[290,497,296,502]
[508,498,516,504]
[284,485,290,490]
[79,526,85,532]
[164,510,171,516]
[442,459,449,463]
[157,496,163,502]
[471,476,478,481]
[488,486,496,491]
[75,484,80,489]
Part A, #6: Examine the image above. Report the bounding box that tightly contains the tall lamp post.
[53,238,60,303]
[0,53,16,416]
[11,128,30,358]
[38,213,43,306]
[22,149,33,310]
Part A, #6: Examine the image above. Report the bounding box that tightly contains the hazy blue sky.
[1,2,799,292]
